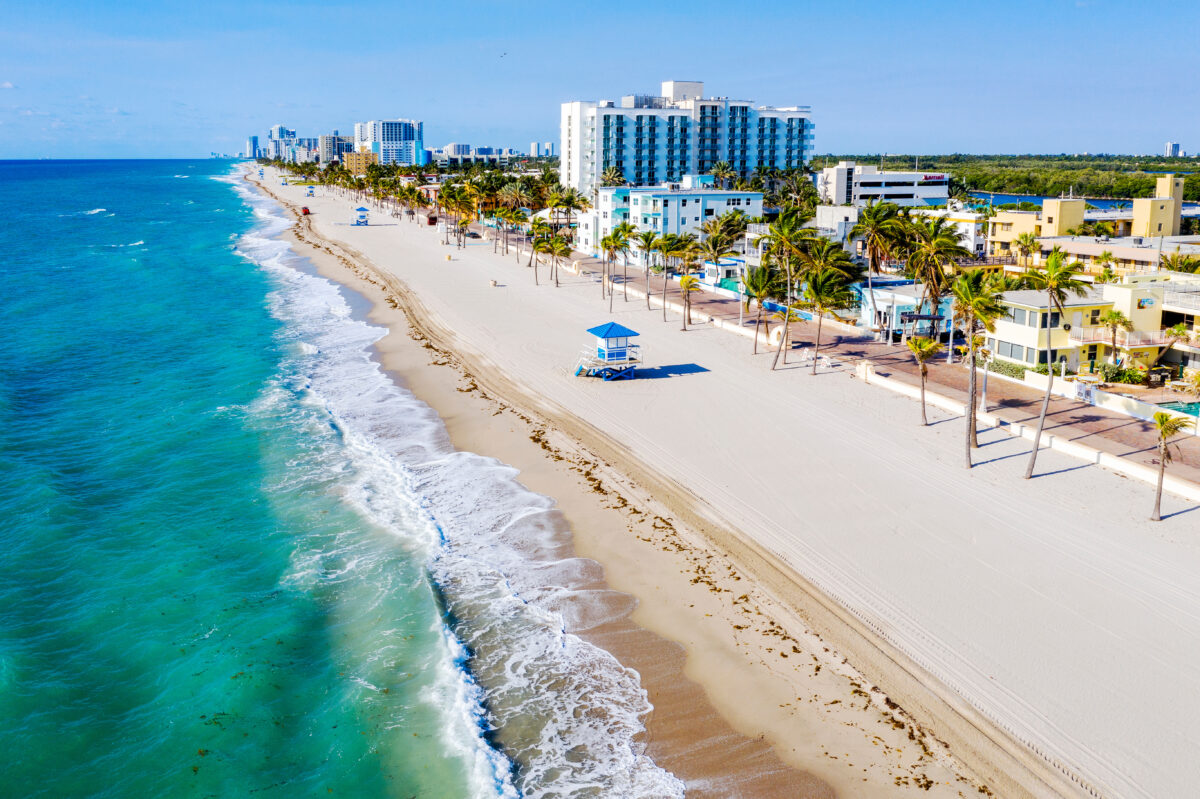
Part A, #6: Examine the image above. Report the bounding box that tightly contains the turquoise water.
[0,160,681,798]
[1160,400,1200,416]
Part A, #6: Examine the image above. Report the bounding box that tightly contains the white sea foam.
[85,207,106,214]
[226,169,684,798]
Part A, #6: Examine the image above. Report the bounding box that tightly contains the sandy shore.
[254,177,991,796]
[250,166,1200,798]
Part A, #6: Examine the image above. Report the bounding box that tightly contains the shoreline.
[246,170,1020,796]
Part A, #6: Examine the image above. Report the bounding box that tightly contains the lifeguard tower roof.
[355,206,370,212]
[586,322,640,339]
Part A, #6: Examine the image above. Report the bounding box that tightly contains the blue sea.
[968,190,1199,210]
[0,160,682,798]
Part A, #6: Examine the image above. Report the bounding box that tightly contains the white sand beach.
[255,168,1200,798]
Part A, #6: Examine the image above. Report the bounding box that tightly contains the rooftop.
[1040,235,1200,255]
[1000,286,1107,308]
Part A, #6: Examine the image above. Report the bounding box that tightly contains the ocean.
[0,160,682,798]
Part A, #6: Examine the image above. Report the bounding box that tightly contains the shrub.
[1097,363,1145,384]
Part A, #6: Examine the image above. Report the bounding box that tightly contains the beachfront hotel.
[576,174,763,262]
[815,160,951,207]
[560,80,814,194]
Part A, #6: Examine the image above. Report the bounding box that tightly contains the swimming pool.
[1160,400,1200,416]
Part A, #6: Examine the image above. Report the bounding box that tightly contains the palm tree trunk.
[662,267,669,322]
[609,269,615,313]
[920,370,929,426]
[811,314,824,375]
[772,315,790,371]
[681,295,688,331]
[645,256,652,310]
[866,252,881,340]
[966,339,978,466]
[1024,307,1055,479]
[1151,447,1166,521]
[533,255,539,286]
[623,256,628,301]
[753,308,762,354]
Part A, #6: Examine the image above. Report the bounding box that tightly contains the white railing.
[1164,290,1200,312]
[1069,327,1170,346]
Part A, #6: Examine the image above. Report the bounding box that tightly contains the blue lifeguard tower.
[353,207,369,226]
[574,322,641,380]
[305,186,314,197]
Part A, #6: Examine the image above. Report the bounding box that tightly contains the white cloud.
[0,81,16,89]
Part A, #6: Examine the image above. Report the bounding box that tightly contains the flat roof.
[1001,286,1107,308]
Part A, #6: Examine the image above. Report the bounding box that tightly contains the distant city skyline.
[2,0,1199,159]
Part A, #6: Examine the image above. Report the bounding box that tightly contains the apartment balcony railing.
[1164,290,1200,312]
[1068,328,1171,347]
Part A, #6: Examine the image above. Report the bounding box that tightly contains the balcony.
[1068,327,1172,347]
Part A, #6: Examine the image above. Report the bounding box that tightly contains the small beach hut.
[574,322,641,380]
[352,207,369,226]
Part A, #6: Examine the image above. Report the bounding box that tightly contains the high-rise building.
[246,136,259,159]
[544,141,555,158]
[560,80,813,194]
[1165,141,1181,157]
[319,134,354,164]
[530,141,541,157]
[353,119,426,165]
[268,124,295,141]
[443,142,471,156]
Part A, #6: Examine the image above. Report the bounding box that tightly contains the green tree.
[952,271,1007,462]
[635,231,659,311]
[679,274,703,330]
[850,201,902,340]
[1022,250,1089,479]
[1150,412,1195,521]
[800,268,857,375]
[906,337,944,426]
[601,165,625,187]
[741,266,779,354]
[1014,232,1039,266]
[1097,309,1133,365]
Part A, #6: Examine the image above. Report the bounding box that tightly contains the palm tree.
[549,236,572,287]
[757,211,818,370]
[698,234,735,280]
[740,266,778,354]
[1097,309,1133,365]
[801,268,857,375]
[1014,232,1039,267]
[655,234,685,322]
[531,236,550,286]
[850,201,902,340]
[635,231,659,310]
[1152,323,1196,366]
[600,165,625,187]
[907,216,971,340]
[1150,412,1195,521]
[952,271,1006,463]
[709,161,736,189]
[527,217,551,268]
[1094,250,1116,280]
[679,274,702,330]
[1161,247,1200,273]
[906,337,944,426]
[1022,250,1089,479]
[613,221,635,301]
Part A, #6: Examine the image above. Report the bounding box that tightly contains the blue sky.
[2,0,1198,158]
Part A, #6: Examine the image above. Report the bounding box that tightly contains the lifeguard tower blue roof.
[587,322,640,339]
[355,206,369,212]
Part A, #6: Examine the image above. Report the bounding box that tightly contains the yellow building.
[988,198,1085,258]
[989,272,1200,372]
[342,150,378,175]
[988,175,1187,268]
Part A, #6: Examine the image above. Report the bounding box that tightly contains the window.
[1011,308,1026,325]
[1027,311,1039,328]
[681,199,687,206]
[705,209,714,216]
